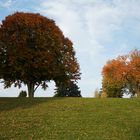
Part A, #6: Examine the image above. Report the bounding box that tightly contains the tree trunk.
[27,83,35,98]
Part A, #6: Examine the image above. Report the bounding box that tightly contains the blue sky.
[0,0,140,97]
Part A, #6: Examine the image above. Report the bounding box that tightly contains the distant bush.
[18,91,27,98]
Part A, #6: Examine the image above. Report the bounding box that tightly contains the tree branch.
[34,84,40,93]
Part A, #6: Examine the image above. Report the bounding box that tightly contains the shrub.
[18,91,27,98]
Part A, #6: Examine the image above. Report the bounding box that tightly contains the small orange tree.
[102,50,140,97]
[0,12,80,97]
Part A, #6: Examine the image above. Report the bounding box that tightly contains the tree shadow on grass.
[0,97,64,112]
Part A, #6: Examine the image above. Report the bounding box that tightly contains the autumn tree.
[102,50,140,97]
[127,50,140,97]
[0,12,80,97]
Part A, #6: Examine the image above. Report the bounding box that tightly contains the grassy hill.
[0,98,140,140]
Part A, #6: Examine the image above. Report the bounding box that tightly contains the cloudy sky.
[0,0,140,97]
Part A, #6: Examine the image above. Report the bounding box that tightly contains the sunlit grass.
[0,98,140,140]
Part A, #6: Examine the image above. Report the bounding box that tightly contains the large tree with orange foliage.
[102,50,140,97]
[0,12,80,97]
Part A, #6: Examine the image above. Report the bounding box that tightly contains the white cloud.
[85,4,122,43]
[0,0,13,8]
[37,0,140,49]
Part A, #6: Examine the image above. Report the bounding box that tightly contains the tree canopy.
[0,12,80,97]
[102,50,140,98]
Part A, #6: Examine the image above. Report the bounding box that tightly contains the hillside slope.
[0,98,140,140]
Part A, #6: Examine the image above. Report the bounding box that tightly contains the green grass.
[0,98,140,140]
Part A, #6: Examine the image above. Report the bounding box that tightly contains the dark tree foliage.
[0,12,80,97]
[18,91,27,98]
[102,84,124,98]
[54,82,82,97]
